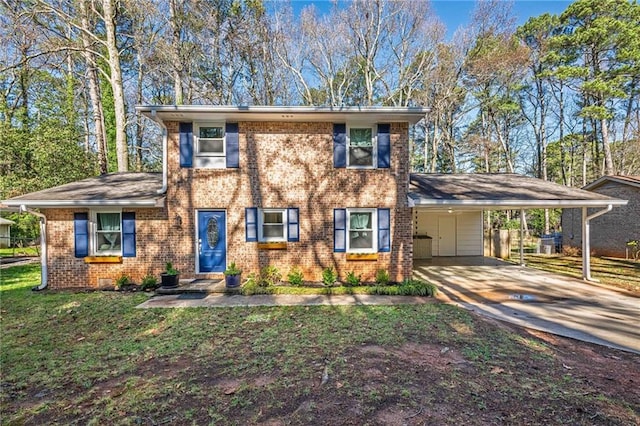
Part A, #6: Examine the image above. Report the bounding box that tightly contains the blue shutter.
[378,208,391,252]
[287,208,299,242]
[74,212,89,258]
[377,123,390,168]
[122,212,136,257]
[246,207,258,242]
[333,123,346,168]
[334,208,346,252]
[226,123,239,168]
[179,122,193,168]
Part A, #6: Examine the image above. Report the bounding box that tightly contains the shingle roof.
[2,173,165,208]
[409,173,627,209]
[584,175,640,190]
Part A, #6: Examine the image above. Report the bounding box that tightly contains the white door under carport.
[413,210,483,257]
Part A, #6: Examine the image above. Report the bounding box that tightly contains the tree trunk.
[103,0,128,172]
[601,117,614,175]
[79,0,108,174]
[169,0,184,105]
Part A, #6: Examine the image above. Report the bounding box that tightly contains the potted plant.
[160,262,179,288]
[224,262,242,288]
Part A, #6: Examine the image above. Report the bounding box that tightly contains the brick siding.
[562,181,639,258]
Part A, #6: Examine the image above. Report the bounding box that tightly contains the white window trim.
[346,124,377,169]
[90,209,122,256]
[258,208,288,242]
[346,208,377,253]
[194,122,225,157]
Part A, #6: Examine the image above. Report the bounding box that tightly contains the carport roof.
[408,173,628,209]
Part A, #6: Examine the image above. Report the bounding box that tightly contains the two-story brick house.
[4,106,425,288]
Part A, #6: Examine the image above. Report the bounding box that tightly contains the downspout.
[582,204,612,281]
[150,109,168,194]
[20,205,47,291]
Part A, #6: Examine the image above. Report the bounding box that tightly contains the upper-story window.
[348,126,376,168]
[195,123,225,157]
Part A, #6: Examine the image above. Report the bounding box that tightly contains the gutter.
[3,199,164,208]
[149,108,168,195]
[20,205,47,291]
[582,204,613,282]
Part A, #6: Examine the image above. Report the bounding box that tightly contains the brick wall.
[165,120,412,283]
[561,181,639,258]
[44,208,168,288]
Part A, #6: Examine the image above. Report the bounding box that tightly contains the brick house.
[3,106,424,288]
[562,175,640,258]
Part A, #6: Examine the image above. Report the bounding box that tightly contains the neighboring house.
[562,175,640,258]
[0,217,15,248]
[2,106,627,289]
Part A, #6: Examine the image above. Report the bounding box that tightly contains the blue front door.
[198,211,226,273]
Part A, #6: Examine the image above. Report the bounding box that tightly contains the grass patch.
[1,264,638,425]
[516,254,640,293]
[0,246,39,257]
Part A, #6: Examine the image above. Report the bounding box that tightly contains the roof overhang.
[2,199,165,209]
[136,105,427,124]
[583,175,640,190]
[408,173,628,210]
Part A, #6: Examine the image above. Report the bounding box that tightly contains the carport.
[407,173,628,281]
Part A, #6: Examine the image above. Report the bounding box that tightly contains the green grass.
[0,246,39,257]
[516,254,640,293]
[1,264,638,425]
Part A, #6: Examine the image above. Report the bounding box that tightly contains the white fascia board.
[409,198,628,209]
[136,105,428,124]
[3,198,165,208]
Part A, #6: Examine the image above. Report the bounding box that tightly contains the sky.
[274,0,574,39]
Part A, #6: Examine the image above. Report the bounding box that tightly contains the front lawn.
[1,264,639,425]
[517,254,640,293]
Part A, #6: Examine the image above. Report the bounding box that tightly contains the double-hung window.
[259,209,287,242]
[94,211,122,255]
[195,123,225,157]
[348,126,376,168]
[347,208,377,253]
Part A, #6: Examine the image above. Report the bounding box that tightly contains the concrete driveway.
[414,257,640,354]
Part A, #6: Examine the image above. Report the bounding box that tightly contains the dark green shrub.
[287,267,304,286]
[115,274,130,289]
[345,271,361,286]
[259,265,282,287]
[375,269,390,285]
[322,267,337,286]
[140,275,158,291]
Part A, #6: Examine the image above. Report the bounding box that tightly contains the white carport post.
[519,208,525,266]
[582,204,613,281]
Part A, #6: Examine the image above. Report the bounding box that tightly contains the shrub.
[140,275,158,291]
[322,267,337,286]
[287,267,304,286]
[259,265,282,287]
[115,274,130,289]
[241,273,277,295]
[562,245,581,257]
[345,271,361,287]
[367,279,437,297]
[375,269,390,286]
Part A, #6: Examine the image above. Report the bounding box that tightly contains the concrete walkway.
[414,257,640,354]
[137,293,434,309]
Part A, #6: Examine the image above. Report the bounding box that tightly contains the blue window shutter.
[378,208,390,252]
[287,208,299,242]
[74,212,89,258]
[179,122,193,168]
[122,212,136,257]
[333,123,346,168]
[334,208,346,252]
[246,207,258,242]
[226,123,239,168]
[377,123,390,168]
